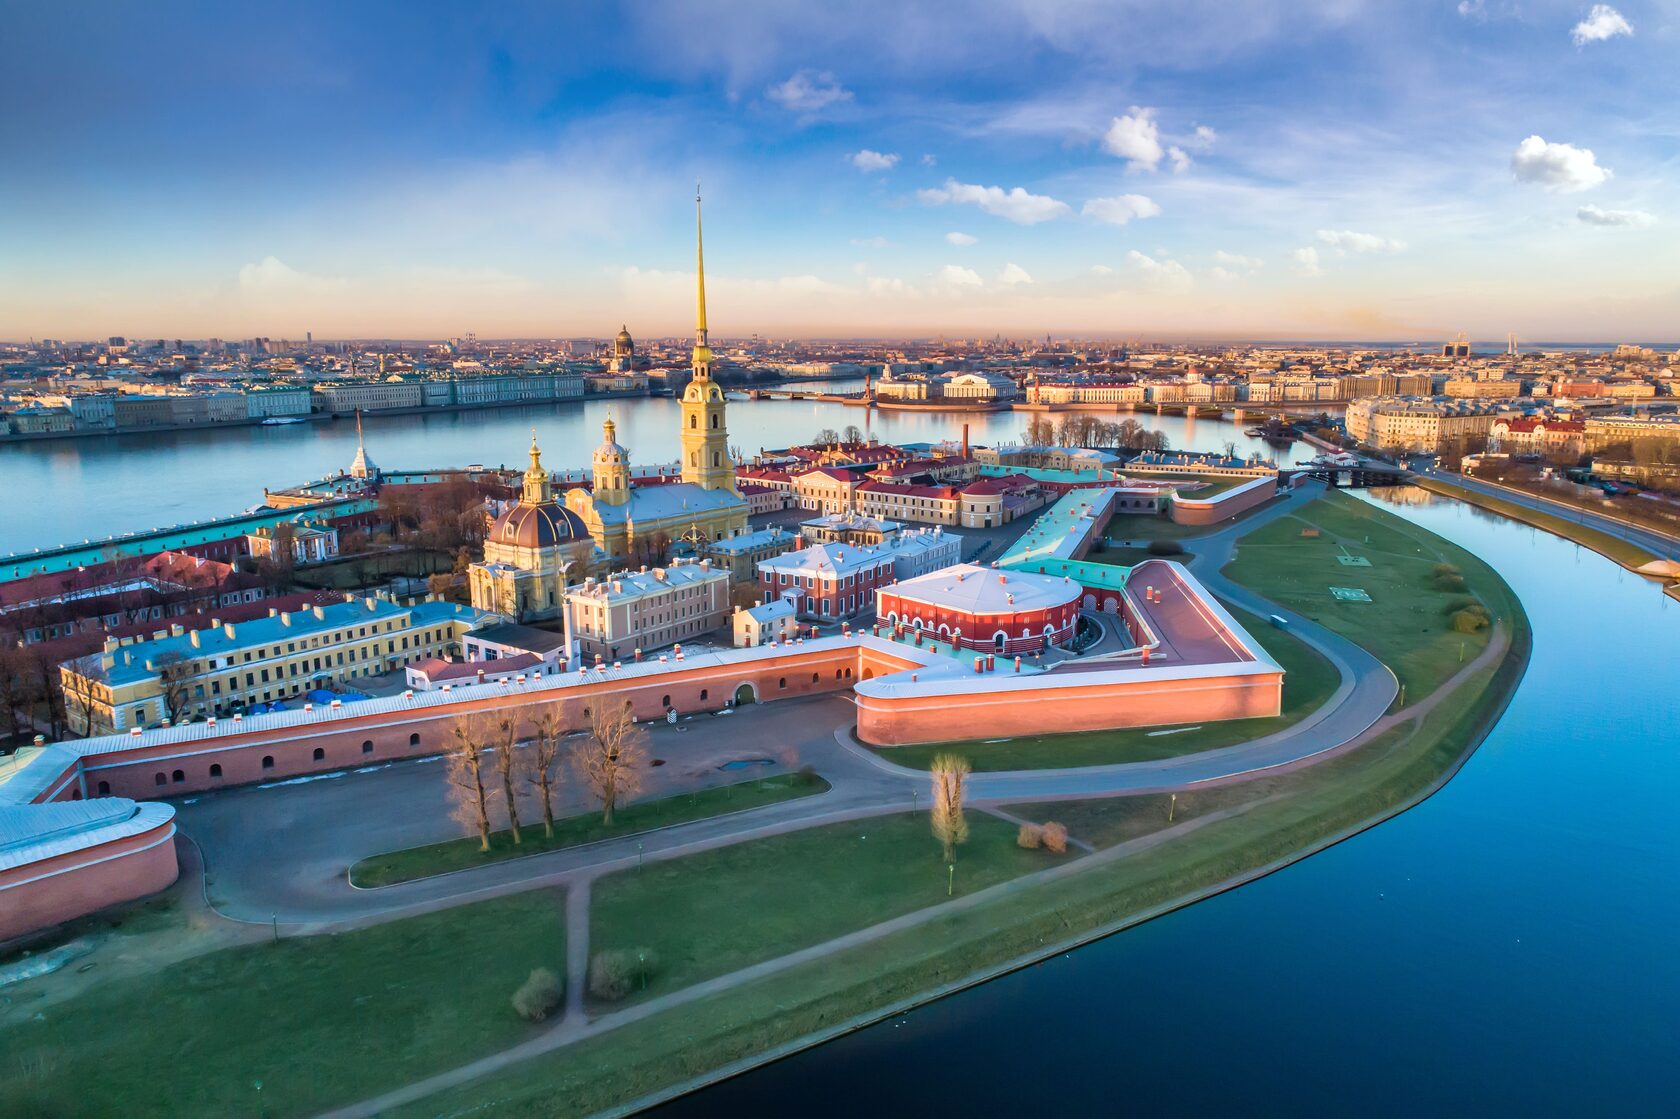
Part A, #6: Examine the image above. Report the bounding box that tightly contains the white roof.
[743,599,795,623]
[759,540,899,577]
[884,563,1083,616]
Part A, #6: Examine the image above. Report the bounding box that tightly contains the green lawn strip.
[0,891,566,1119]
[391,603,1530,1119]
[1412,476,1662,570]
[351,771,830,888]
[1222,489,1517,700]
[874,603,1338,772]
[586,812,1068,1011]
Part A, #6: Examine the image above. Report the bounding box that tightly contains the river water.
[0,388,1278,558]
[9,399,1672,1113]
[651,486,1680,1117]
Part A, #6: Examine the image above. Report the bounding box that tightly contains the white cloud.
[921,153,938,167]
[1214,250,1263,269]
[850,149,899,172]
[996,263,1034,286]
[1126,250,1193,293]
[1190,124,1218,148]
[850,236,890,248]
[917,178,1071,225]
[1316,228,1406,253]
[1456,0,1485,19]
[1168,146,1192,173]
[236,256,347,295]
[1577,204,1655,227]
[1209,267,1239,282]
[945,231,978,246]
[936,264,984,288]
[765,70,852,113]
[1101,107,1166,171]
[1090,264,1115,275]
[865,276,921,299]
[1511,135,1612,192]
[1572,5,1632,45]
[1291,247,1323,276]
[1081,193,1162,225]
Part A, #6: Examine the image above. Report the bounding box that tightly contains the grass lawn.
[351,771,831,887]
[391,596,1531,1119]
[587,811,1068,1010]
[1222,490,1518,699]
[0,890,565,1119]
[1104,495,1285,544]
[874,603,1339,772]
[1412,476,1663,570]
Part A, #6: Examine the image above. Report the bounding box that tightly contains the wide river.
[650,486,1680,1116]
[0,384,1283,558]
[5,398,1674,1113]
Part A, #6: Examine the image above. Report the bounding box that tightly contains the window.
[409,732,421,747]
[210,764,223,778]
[812,672,820,683]
[171,769,185,784]
[661,694,671,708]
[699,689,708,701]
[362,740,374,754]
[778,677,787,689]
[312,747,325,761]
[97,780,110,795]
[262,755,275,770]
[154,772,167,786]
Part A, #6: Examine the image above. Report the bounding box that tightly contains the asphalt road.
[1423,469,1680,562]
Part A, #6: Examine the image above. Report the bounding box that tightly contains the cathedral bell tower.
[680,187,737,494]
[592,416,631,506]
[522,430,552,504]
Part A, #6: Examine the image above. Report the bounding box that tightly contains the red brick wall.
[0,818,179,942]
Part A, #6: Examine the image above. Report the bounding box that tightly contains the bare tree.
[572,701,649,825]
[841,423,863,444]
[491,711,524,845]
[929,753,970,866]
[526,704,567,838]
[1023,416,1055,446]
[445,715,494,851]
[58,653,105,737]
[153,650,194,724]
[812,427,840,447]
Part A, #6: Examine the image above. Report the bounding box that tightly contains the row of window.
[136,731,428,790]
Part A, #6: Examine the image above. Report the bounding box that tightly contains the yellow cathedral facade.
[470,191,749,620]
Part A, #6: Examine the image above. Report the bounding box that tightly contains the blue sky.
[3,1,1676,341]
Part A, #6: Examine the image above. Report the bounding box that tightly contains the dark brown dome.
[490,501,588,548]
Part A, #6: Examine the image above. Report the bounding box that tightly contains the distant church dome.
[614,325,634,358]
[594,416,628,464]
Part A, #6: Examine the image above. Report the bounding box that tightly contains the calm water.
[654,487,1680,1117]
[0,392,1278,557]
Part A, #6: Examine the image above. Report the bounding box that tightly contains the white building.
[565,558,731,662]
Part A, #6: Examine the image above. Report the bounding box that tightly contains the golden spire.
[695,182,709,348]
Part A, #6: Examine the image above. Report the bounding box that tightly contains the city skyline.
[5,1,1677,341]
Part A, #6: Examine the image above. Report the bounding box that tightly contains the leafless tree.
[445,715,494,851]
[572,701,649,825]
[153,650,194,724]
[490,711,524,845]
[812,427,840,447]
[526,703,567,838]
[58,653,105,737]
[1023,416,1055,445]
[841,423,863,445]
[929,753,970,864]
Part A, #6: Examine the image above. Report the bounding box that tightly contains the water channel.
[651,486,1680,1117]
[0,385,1277,557]
[5,398,1672,1114]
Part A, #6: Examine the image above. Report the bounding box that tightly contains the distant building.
[732,599,798,647]
[565,559,731,662]
[875,563,1082,655]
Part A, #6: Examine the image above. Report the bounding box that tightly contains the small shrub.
[1041,821,1069,854]
[1450,608,1490,633]
[589,948,659,1002]
[796,764,820,786]
[511,967,563,1022]
[1433,572,1467,593]
[1146,540,1185,557]
[1016,823,1043,849]
[1431,563,1461,578]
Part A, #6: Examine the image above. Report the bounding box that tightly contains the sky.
[3,0,1677,343]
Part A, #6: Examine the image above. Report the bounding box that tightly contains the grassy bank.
[1,891,566,1119]
[875,603,1338,771]
[1223,490,1517,699]
[587,811,1068,1009]
[394,602,1530,1119]
[350,771,830,888]
[1412,475,1664,571]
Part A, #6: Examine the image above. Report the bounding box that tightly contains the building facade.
[566,559,731,661]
